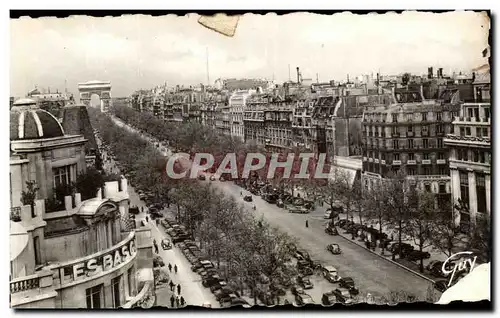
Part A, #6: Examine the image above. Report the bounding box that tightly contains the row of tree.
[111,104,490,271]
[90,107,300,304]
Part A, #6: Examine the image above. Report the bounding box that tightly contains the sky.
[10,11,490,97]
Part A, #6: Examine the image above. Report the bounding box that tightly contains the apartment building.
[444,69,491,231]
[9,99,153,308]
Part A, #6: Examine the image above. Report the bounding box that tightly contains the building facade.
[444,66,491,231]
[10,99,153,309]
[361,88,460,203]
[229,89,255,141]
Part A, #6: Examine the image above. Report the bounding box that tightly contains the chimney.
[420,85,425,100]
[428,67,433,79]
[472,72,476,82]
[438,68,443,79]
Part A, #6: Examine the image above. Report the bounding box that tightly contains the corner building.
[9,99,153,309]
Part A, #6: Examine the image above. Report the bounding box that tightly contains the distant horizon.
[11,12,489,97]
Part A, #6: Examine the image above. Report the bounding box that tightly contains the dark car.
[321,291,337,306]
[297,276,314,289]
[202,275,222,288]
[406,250,431,261]
[434,280,449,293]
[210,280,228,293]
[332,288,354,304]
[325,226,339,236]
[390,243,414,257]
[129,207,140,215]
[338,277,355,289]
[427,260,456,278]
[161,239,172,250]
[297,260,313,276]
[198,174,206,181]
[244,195,253,202]
[295,293,314,306]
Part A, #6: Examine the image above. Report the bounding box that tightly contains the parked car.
[406,250,431,261]
[322,265,341,283]
[297,260,314,276]
[327,243,342,255]
[129,207,140,215]
[210,280,228,293]
[390,243,414,257]
[427,260,456,278]
[297,276,314,289]
[325,226,339,236]
[161,239,172,250]
[322,291,337,306]
[434,280,449,293]
[244,195,253,202]
[332,288,354,304]
[153,256,164,268]
[202,275,222,288]
[338,277,355,289]
[295,293,314,306]
[198,174,206,181]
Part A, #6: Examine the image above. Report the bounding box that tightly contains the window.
[437,139,443,148]
[394,153,400,161]
[128,267,135,297]
[112,275,122,308]
[422,125,429,133]
[53,165,75,189]
[408,125,413,133]
[393,140,399,149]
[34,236,41,266]
[421,112,428,121]
[86,284,104,309]
[460,127,465,137]
[408,168,416,175]
[436,124,444,133]
[476,127,482,137]
[465,127,471,136]
[484,108,490,120]
[408,153,415,160]
[459,171,470,208]
[476,174,486,213]
[438,152,445,160]
[439,184,446,193]
[423,139,428,148]
[425,184,431,192]
[436,112,442,121]
[423,153,429,160]
[392,126,398,135]
[473,150,480,162]
[424,167,431,175]
[408,139,414,149]
[482,128,488,138]
[392,114,398,123]
[480,151,486,163]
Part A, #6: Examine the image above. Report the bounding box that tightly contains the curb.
[336,232,436,284]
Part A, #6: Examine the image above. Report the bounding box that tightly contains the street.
[109,115,433,301]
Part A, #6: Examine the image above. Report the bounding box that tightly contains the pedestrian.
[169,281,174,291]
[305,220,309,228]
[175,296,180,307]
[253,205,256,210]
[174,264,178,274]
[180,296,185,306]
[177,284,181,295]
[141,206,144,213]
[240,191,242,196]
[168,263,172,272]
[170,294,175,307]
[146,216,149,223]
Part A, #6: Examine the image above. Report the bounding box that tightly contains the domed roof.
[10,98,65,140]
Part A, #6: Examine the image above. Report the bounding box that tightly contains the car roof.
[324,265,337,271]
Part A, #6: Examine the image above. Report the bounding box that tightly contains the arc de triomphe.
[78,80,112,112]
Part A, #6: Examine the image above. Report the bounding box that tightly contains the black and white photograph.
[8,10,491,309]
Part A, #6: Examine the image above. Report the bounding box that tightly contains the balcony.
[10,270,57,308]
[374,159,380,164]
[437,159,447,165]
[422,159,431,165]
[407,160,417,165]
[363,157,367,161]
[406,131,414,137]
[421,131,429,137]
[381,160,386,165]
[368,158,374,162]
[392,133,400,138]
[392,160,402,165]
